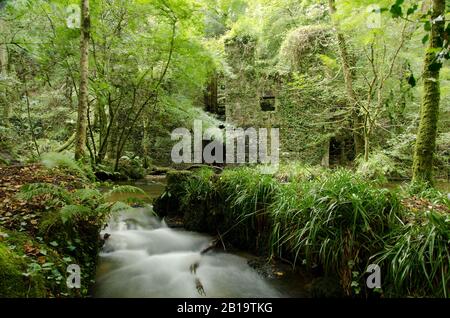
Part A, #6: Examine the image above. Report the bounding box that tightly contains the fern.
[104,185,147,200]
[41,152,95,180]
[60,205,92,224]
[19,183,73,205]
[108,201,132,214]
[73,188,103,207]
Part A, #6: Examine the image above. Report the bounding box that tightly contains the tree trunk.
[74,0,90,161]
[328,0,364,159]
[204,72,218,113]
[412,0,445,185]
[364,132,369,162]
[0,21,9,127]
[107,116,118,160]
[142,116,150,168]
[321,139,330,168]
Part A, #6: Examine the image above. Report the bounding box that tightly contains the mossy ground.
[0,243,46,298]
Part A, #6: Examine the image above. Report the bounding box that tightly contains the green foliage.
[18,182,136,226]
[72,188,104,208]
[374,210,450,297]
[278,25,333,71]
[59,205,92,224]
[270,169,401,294]
[180,168,216,207]
[108,201,134,214]
[219,167,278,217]
[105,185,147,197]
[116,156,146,180]
[276,162,326,182]
[41,152,95,181]
[405,181,450,207]
[0,243,46,297]
[356,151,399,182]
[19,183,73,207]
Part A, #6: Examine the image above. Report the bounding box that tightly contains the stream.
[94,178,308,298]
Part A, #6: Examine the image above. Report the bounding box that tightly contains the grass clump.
[270,169,402,295]
[217,168,278,252]
[374,209,450,297]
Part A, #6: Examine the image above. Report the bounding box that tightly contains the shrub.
[356,151,399,182]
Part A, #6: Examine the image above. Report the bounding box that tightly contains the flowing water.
[94,179,306,298]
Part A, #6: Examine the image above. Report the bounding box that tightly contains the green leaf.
[407,4,418,16]
[60,204,92,224]
[422,34,429,44]
[49,241,58,247]
[42,262,54,268]
[390,4,402,18]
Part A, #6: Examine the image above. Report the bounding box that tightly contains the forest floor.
[401,196,449,215]
[0,164,100,297]
[0,165,84,234]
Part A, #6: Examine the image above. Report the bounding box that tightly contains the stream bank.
[96,176,312,298]
[152,166,450,298]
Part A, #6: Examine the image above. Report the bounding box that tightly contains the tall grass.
[270,169,402,294]
[216,168,278,252]
[219,167,278,218]
[180,168,216,208]
[374,210,450,297]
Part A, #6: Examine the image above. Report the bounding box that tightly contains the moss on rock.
[0,243,46,297]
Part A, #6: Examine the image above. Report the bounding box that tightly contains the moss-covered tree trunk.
[75,0,90,160]
[328,0,365,159]
[412,0,445,185]
[0,20,9,127]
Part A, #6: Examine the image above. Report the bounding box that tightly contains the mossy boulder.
[147,166,174,176]
[0,243,46,297]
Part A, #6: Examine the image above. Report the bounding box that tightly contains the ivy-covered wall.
[222,26,352,165]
